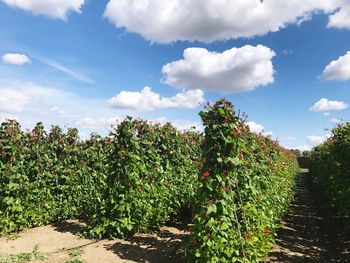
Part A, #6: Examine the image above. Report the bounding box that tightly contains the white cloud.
[2,53,30,65]
[330,118,343,124]
[108,87,205,111]
[310,98,348,112]
[0,83,115,134]
[328,1,350,29]
[0,88,39,113]
[307,135,330,146]
[103,0,347,43]
[1,0,84,19]
[0,84,77,117]
[37,57,95,84]
[162,45,275,93]
[323,112,331,116]
[294,145,311,151]
[49,106,65,116]
[152,117,202,132]
[321,51,350,81]
[246,121,273,137]
[286,136,296,141]
[247,121,264,134]
[76,117,119,129]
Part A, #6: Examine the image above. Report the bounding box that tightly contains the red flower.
[203,171,210,177]
[263,229,271,234]
[207,101,211,106]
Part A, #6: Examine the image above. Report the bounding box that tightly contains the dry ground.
[0,220,187,263]
[2,172,350,263]
[266,172,350,262]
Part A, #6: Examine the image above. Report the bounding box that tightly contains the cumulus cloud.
[103,0,347,43]
[162,45,275,93]
[108,87,205,111]
[321,51,350,80]
[246,121,264,134]
[310,98,348,112]
[1,0,84,19]
[307,135,330,146]
[246,121,273,137]
[328,1,350,29]
[2,53,30,65]
[0,85,72,115]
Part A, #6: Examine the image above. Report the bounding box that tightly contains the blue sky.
[0,0,350,150]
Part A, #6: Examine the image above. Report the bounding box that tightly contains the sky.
[0,0,350,150]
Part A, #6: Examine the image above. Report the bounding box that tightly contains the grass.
[64,248,85,263]
[0,245,46,263]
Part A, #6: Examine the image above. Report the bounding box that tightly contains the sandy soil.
[2,172,350,263]
[266,172,350,263]
[0,220,187,263]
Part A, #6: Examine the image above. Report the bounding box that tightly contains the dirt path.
[0,220,187,263]
[266,172,350,262]
[2,173,350,263]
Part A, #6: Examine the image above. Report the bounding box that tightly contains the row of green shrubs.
[0,99,299,262]
[187,100,299,262]
[0,118,201,236]
[310,122,350,226]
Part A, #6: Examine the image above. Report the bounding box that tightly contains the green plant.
[0,246,46,263]
[187,99,298,262]
[310,122,350,226]
[84,118,201,238]
[64,248,85,263]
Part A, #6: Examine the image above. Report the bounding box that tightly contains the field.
[1,99,333,263]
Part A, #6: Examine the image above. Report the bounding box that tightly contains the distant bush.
[310,122,350,225]
[187,100,298,262]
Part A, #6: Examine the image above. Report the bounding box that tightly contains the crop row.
[0,100,299,262]
[310,122,350,227]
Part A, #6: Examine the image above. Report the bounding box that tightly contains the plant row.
[0,100,299,262]
[0,119,201,236]
[310,122,350,226]
[187,100,298,262]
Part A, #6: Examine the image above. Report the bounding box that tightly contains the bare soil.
[0,220,187,263]
[2,172,350,263]
[266,172,350,262]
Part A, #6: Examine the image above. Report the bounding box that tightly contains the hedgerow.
[187,100,298,262]
[310,122,350,226]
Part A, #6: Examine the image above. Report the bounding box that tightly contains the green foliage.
[0,100,299,262]
[0,118,201,238]
[310,122,350,225]
[0,120,110,234]
[187,99,298,262]
[0,246,46,263]
[84,118,201,238]
[64,248,85,263]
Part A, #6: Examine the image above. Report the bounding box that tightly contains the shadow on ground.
[266,172,350,263]
[104,229,187,263]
